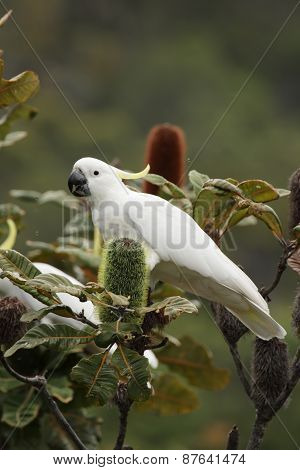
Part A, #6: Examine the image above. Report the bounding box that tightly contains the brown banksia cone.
[0,297,27,346]
[213,303,248,344]
[252,338,288,409]
[142,123,186,195]
[292,287,300,336]
[288,168,300,234]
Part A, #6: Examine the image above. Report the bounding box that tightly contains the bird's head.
[68,157,150,199]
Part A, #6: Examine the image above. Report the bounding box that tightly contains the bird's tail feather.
[227,301,286,340]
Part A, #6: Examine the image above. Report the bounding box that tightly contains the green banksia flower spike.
[252,338,288,409]
[0,297,27,346]
[288,168,300,234]
[142,123,186,195]
[292,288,300,336]
[213,303,248,344]
[98,238,149,323]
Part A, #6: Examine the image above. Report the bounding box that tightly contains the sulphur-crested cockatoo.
[67,157,286,340]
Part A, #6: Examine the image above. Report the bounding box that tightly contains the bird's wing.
[125,192,286,340]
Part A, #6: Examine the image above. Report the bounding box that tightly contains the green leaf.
[144,174,187,199]
[204,179,244,197]
[0,367,24,392]
[188,170,210,194]
[0,203,25,224]
[47,377,74,404]
[38,190,77,207]
[157,335,230,391]
[193,187,237,232]
[139,296,198,321]
[238,179,279,203]
[277,188,290,198]
[1,388,40,428]
[4,324,97,357]
[0,71,39,107]
[112,345,151,401]
[21,304,76,323]
[0,218,17,250]
[9,189,41,202]
[0,131,27,148]
[0,104,37,140]
[0,248,40,278]
[71,353,118,404]
[0,10,12,28]
[136,373,199,415]
[248,203,285,243]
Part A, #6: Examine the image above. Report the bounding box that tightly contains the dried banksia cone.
[0,297,27,346]
[213,303,248,344]
[288,168,300,233]
[142,124,186,195]
[252,338,288,409]
[292,287,300,336]
[98,238,149,323]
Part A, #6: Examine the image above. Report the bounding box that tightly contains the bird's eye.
[94,171,99,176]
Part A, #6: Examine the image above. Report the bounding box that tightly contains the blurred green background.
[0,0,299,449]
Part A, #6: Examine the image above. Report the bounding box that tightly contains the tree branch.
[228,343,252,399]
[261,241,297,300]
[114,400,132,450]
[0,351,86,450]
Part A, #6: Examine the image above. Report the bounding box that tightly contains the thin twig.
[75,311,99,329]
[0,351,86,450]
[228,344,252,399]
[261,241,297,299]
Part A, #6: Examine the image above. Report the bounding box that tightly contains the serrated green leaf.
[157,335,230,391]
[136,373,199,415]
[4,324,97,357]
[1,388,40,428]
[0,248,40,278]
[112,345,151,401]
[71,352,118,404]
[204,179,244,197]
[139,296,197,321]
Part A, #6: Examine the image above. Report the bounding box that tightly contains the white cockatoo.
[67,157,286,341]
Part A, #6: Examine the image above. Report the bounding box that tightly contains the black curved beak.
[68,169,91,197]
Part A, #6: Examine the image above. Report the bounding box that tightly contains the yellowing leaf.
[136,373,199,415]
[157,335,230,391]
[0,218,17,249]
[0,71,39,107]
[238,179,279,203]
